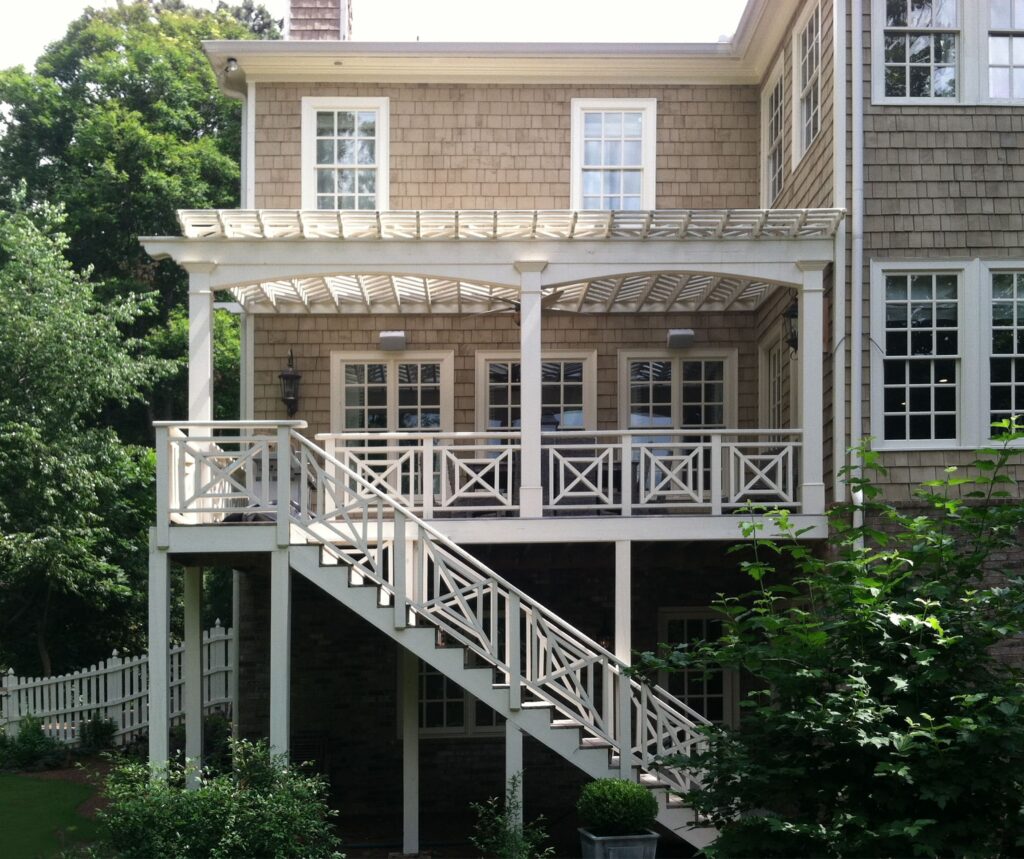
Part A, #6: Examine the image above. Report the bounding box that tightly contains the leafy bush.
[94,738,343,858]
[470,772,554,859]
[168,710,233,773]
[576,778,658,836]
[0,716,66,771]
[78,715,117,754]
[636,426,1024,857]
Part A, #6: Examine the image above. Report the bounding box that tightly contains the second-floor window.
[988,0,1024,98]
[762,58,785,204]
[570,99,656,210]
[793,0,822,162]
[880,0,957,99]
[302,97,390,210]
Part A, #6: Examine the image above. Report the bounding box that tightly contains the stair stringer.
[289,544,717,851]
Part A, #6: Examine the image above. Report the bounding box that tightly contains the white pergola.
[142,206,841,518]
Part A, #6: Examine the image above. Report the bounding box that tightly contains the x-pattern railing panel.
[335,446,421,510]
[439,447,516,509]
[636,444,705,506]
[168,432,276,520]
[727,443,797,506]
[546,445,616,509]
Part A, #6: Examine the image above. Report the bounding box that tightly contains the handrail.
[154,420,308,429]
[317,427,801,440]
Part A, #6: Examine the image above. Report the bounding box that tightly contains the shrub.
[78,715,117,754]
[576,778,658,836]
[470,772,554,859]
[0,716,66,771]
[94,738,343,858]
[636,426,1024,857]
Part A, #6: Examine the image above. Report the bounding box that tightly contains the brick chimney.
[288,0,352,40]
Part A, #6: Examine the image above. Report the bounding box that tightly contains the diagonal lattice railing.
[156,421,713,795]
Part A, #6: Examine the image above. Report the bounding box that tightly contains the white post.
[184,567,203,785]
[797,263,828,515]
[231,571,240,737]
[400,650,419,856]
[148,536,170,766]
[186,265,216,422]
[505,725,524,829]
[614,540,632,779]
[515,260,548,518]
[5,668,20,738]
[269,549,291,758]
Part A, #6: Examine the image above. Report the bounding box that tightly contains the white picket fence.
[0,622,233,747]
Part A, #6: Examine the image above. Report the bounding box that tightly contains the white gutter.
[832,0,848,504]
[850,0,866,525]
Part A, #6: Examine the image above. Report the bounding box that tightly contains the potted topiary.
[577,777,659,859]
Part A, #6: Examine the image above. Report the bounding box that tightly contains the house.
[140,0,1024,851]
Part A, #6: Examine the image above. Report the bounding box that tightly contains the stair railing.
[288,430,711,793]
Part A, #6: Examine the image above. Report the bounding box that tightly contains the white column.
[269,549,291,757]
[798,262,828,515]
[148,536,170,766]
[400,650,419,855]
[183,567,203,785]
[614,540,632,779]
[239,311,253,421]
[231,570,240,738]
[187,265,216,422]
[516,260,548,518]
[505,724,524,829]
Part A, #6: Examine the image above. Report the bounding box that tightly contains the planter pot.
[578,827,659,859]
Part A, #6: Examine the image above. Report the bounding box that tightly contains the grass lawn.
[0,772,100,857]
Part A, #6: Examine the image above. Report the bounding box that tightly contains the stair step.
[580,737,612,749]
[639,772,672,789]
[519,700,555,710]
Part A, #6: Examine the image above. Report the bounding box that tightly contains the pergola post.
[186,264,216,422]
[516,260,548,518]
[798,262,828,515]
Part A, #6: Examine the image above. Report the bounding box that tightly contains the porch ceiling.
[164,208,842,315]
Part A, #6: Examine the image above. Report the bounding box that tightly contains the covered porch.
[142,207,842,529]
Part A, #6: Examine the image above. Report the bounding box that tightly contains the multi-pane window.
[990,271,1024,426]
[571,99,656,210]
[765,73,785,203]
[881,273,959,441]
[659,611,737,726]
[580,111,645,210]
[342,361,442,431]
[761,327,793,431]
[625,357,729,430]
[882,0,958,98]
[314,110,380,210]
[419,663,501,736]
[989,0,1024,98]
[797,2,822,153]
[485,360,586,430]
[302,97,388,210]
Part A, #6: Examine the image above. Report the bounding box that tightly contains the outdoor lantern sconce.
[279,349,301,417]
[666,328,695,349]
[224,57,239,74]
[783,299,800,352]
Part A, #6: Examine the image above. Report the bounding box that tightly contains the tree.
[0,1,277,435]
[0,193,171,675]
[637,432,1024,857]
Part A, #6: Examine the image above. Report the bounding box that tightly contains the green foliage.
[470,772,554,859]
[0,193,171,675]
[78,716,118,755]
[636,423,1024,858]
[0,717,67,771]
[94,739,344,858]
[576,778,658,837]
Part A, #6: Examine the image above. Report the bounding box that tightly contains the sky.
[0,0,749,70]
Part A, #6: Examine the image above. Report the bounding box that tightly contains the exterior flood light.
[666,328,695,349]
[279,349,301,417]
[380,330,407,351]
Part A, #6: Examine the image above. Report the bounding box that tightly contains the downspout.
[850,0,866,532]
[832,0,848,504]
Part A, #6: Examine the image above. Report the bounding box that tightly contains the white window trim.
[760,55,786,206]
[657,607,740,728]
[868,0,1024,105]
[474,350,598,432]
[301,96,390,211]
[868,260,987,451]
[758,318,799,429]
[791,0,823,168]
[616,348,739,430]
[570,98,657,210]
[329,350,454,434]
